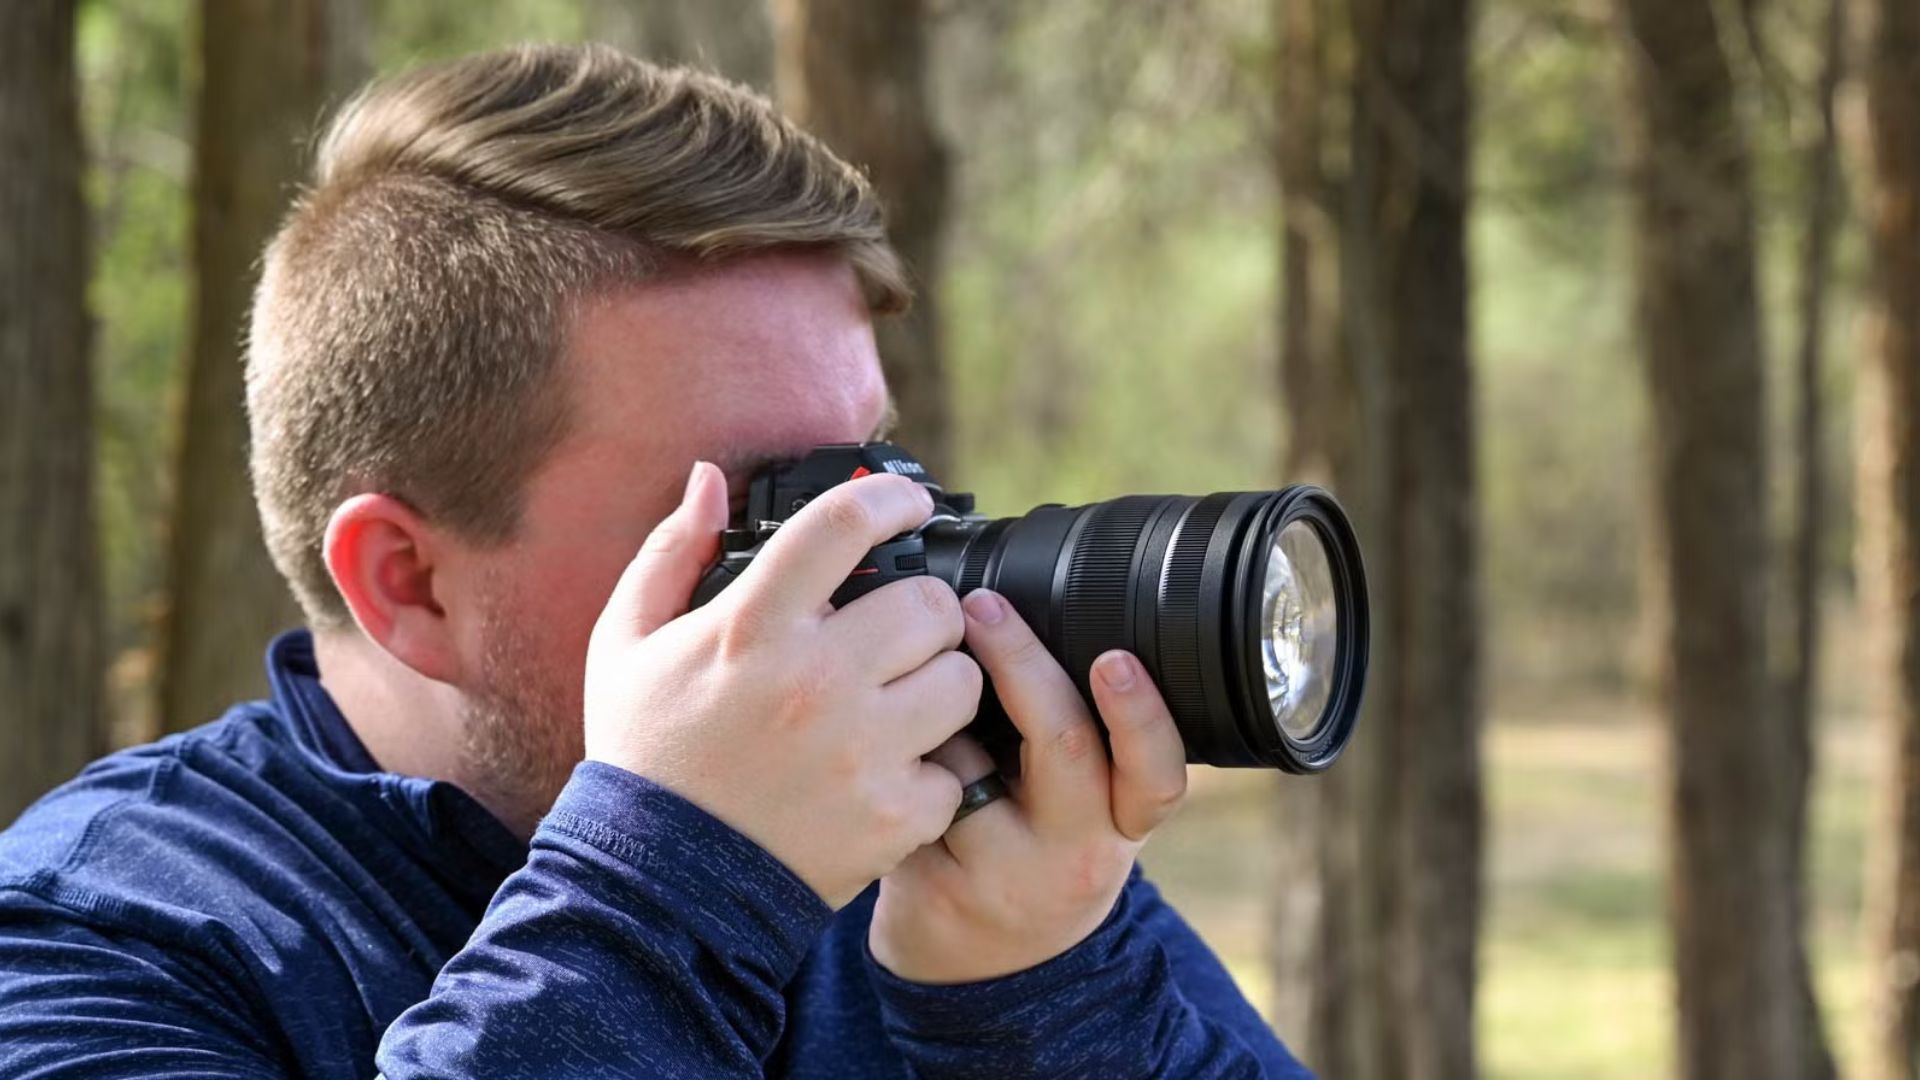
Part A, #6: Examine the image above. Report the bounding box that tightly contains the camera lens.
[1263,519,1338,741]
[924,485,1368,772]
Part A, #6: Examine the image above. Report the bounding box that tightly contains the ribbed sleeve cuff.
[864,882,1174,1077]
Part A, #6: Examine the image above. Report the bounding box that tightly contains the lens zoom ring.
[1157,495,1232,723]
[1061,500,1156,694]
[956,518,1011,597]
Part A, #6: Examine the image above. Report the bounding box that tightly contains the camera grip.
[689,533,932,612]
[825,535,930,608]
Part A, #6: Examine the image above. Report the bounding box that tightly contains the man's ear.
[323,493,463,683]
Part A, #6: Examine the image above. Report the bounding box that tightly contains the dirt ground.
[1142,708,1873,1078]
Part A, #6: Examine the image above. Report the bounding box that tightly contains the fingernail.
[684,461,708,501]
[963,590,1005,626]
[1096,652,1137,692]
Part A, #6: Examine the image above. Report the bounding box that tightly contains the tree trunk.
[1268,0,1335,1059]
[1312,0,1399,1068]
[1365,0,1481,1075]
[771,0,953,481]
[0,0,101,823]
[1861,0,1920,1072]
[1277,0,1339,492]
[1616,0,1822,1074]
[1306,0,1482,1075]
[1780,0,1845,1075]
[159,1,358,733]
[1270,0,1385,1070]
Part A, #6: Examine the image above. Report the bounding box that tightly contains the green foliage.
[1476,0,1618,236]
[939,0,1278,508]
[370,0,594,70]
[1474,204,1643,698]
[78,0,190,659]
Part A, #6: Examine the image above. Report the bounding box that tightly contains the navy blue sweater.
[0,631,1309,1077]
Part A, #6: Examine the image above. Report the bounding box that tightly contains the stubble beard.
[458,584,585,839]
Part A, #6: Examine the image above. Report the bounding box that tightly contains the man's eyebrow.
[712,396,899,480]
[714,446,779,479]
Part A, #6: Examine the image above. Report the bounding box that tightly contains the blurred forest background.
[4,0,1920,1077]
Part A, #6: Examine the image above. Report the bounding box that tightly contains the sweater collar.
[263,629,529,891]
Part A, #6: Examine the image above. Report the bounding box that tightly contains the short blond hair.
[247,44,908,628]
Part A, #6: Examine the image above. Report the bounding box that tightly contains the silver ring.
[952,773,1010,824]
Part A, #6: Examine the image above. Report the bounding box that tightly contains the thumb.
[603,460,731,639]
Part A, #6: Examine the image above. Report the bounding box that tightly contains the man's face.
[450,250,891,822]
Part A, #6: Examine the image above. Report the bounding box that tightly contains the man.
[0,45,1309,1077]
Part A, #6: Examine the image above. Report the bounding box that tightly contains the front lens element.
[1261,519,1339,740]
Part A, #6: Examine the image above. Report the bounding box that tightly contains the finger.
[879,650,984,756]
[730,474,934,624]
[830,575,965,683]
[601,461,731,638]
[925,734,1024,864]
[905,759,966,849]
[960,589,1110,831]
[924,731,997,783]
[1089,651,1189,842]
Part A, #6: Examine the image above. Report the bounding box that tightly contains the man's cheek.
[515,546,611,628]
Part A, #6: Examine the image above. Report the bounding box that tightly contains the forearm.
[377,762,830,1078]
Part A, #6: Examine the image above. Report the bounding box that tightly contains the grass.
[1140,708,1874,1077]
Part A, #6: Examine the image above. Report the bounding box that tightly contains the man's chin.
[457,689,583,840]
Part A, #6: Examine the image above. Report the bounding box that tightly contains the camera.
[691,442,1368,772]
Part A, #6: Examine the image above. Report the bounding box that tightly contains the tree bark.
[0,0,101,823]
[1616,0,1823,1074]
[159,1,356,733]
[1861,0,1920,1072]
[1784,0,1845,747]
[1268,0,1336,1059]
[1277,0,1340,492]
[1312,0,1400,1068]
[1363,0,1481,1075]
[1780,0,1845,1075]
[1305,0,1482,1075]
[771,0,953,481]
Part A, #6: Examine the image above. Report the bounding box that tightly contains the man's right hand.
[582,461,980,909]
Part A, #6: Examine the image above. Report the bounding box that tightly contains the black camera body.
[691,442,974,612]
[690,441,1369,773]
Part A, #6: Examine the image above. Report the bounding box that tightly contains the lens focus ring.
[1060,499,1156,701]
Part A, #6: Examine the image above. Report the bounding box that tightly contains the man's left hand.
[868,587,1190,984]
